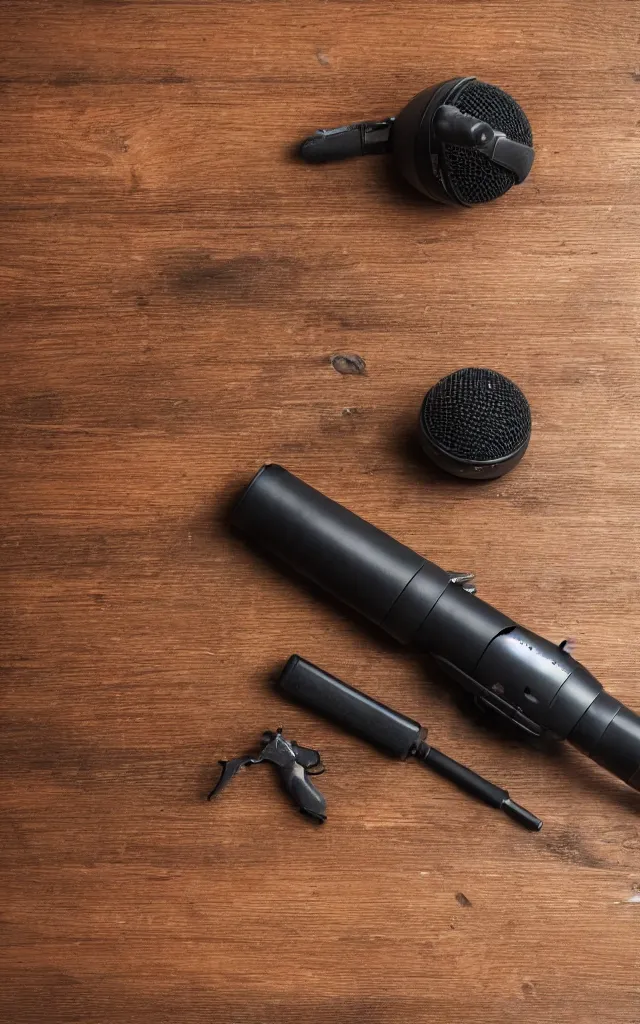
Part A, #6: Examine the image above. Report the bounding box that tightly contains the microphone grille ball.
[444,81,533,204]
[419,368,531,480]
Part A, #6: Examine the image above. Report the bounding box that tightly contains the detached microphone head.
[300,77,534,206]
[418,368,532,479]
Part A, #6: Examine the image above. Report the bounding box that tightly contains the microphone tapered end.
[502,797,543,832]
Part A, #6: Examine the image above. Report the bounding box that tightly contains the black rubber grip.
[278,655,423,760]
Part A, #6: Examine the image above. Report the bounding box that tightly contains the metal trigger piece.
[208,729,327,822]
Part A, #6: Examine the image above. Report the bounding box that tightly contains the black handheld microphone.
[232,465,640,793]
[300,77,534,206]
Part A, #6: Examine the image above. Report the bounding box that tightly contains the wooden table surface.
[2,2,640,1022]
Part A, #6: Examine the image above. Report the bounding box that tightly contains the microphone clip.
[433,104,534,184]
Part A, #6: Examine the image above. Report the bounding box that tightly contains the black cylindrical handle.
[232,464,448,629]
[278,655,424,760]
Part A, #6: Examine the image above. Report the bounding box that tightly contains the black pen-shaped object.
[278,656,542,832]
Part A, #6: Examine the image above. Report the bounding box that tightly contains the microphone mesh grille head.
[443,81,533,204]
[421,368,531,462]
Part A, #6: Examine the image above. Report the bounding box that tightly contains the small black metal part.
[209,755,258,799]
[415,742,542,831]
[208,728,327,823]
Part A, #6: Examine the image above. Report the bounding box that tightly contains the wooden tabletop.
[2,2,640,1022]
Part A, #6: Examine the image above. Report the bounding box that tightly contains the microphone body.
[232,465,640,793]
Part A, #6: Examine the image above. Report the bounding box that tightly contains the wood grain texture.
[1,2,640,1022]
